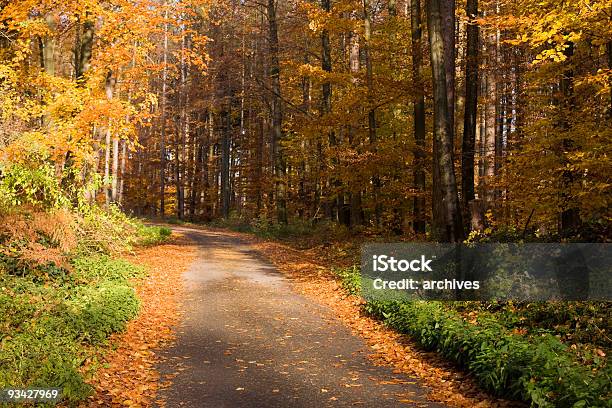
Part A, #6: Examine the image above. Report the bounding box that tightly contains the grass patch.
[135,224,172,246]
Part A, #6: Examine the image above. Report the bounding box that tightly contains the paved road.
[156,227,443,407]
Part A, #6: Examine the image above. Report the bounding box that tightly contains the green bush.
[335,267,611,407]
[66,282,140,343]
[332,265,361,296]
[76,205,171,254]
[0,332,91,403]
[135,224,172,246]
[0,163,68,210]
[71,255,145,284]
[0,253,146,403]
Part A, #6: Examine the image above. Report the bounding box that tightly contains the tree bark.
[221,106,231,219]
[118,140,127,205]
[363,0,381,226]
[160,3,169,217]
[348,29,363,227]
[112,136,119,203]
[559,42,580,236]
[461,0,478,220]
[42,14,56,76]
[104,71,116,206]
[426,0,464,242]
[75,19,94,82]
[267,0,287,224]
[483,26,496,211]
[608,38,612,120]
[410,0,426,235]
[440,0,456,133]
[321,0,336,221]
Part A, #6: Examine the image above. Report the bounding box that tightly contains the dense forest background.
[0,0,610,242]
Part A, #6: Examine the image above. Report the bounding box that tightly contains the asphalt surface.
[156,227,444,407]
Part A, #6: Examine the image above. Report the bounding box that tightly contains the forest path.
[155,226,443,407]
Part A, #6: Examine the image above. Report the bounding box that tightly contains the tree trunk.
[267,0,287,224]
[104,131,111,206]
[440,0,455,133]
[559,42,580,236]
[104,71,116,206]
[483,27,496,211]
[42,14,56,76]
[75,19,94,82]
[348,30,363,227]
[112,136,119,203]
[363,0,381,226]
[608,38,612,120]
[410,0,426,235]
[118,140,127,205]
[426,0,464,242]
[321,0,335,221]
[461,0,479,221]
[159,3,169,217]
[221,106,231,219]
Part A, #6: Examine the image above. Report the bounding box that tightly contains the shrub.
[76,205,171,254]
[0,332,91,402]
[135,224,172,246]
[66,282,140,343]
[332,266,361,296]
[0,241,147,404]
[0,209,77,274]
[335,268,611,407]
[0,163,68,210]
[71,255,145,284]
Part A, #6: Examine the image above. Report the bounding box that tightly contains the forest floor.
[147,225,515,408]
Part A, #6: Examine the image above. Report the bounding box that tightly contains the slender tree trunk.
[426,0,464,242]
[348,30,363,227]
[112,136,119,203]
[267,0,287,224]
[221,106,231,219]
[410,0,426,235]
[608,38,612,119]
[104,71,116,206]
[104,131,111,206]
[440,0,456,134]
[559,42,580,236]
[301,36,312,220]
[461,0,479,221]
[321,0,335,221]
[118,140,127,205]
[159,3,169,217]
[75,19,94,82]
[483,26,496,211]
[42,14,56,76]
[176,30,189,220]
[363,0,381,226]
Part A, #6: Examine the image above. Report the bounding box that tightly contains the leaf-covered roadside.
[81,233,196,407]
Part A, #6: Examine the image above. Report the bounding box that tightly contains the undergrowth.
[334,266,611,408]
[0,164,171,405]
[0,256,143,404]
[210,213,350,243]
